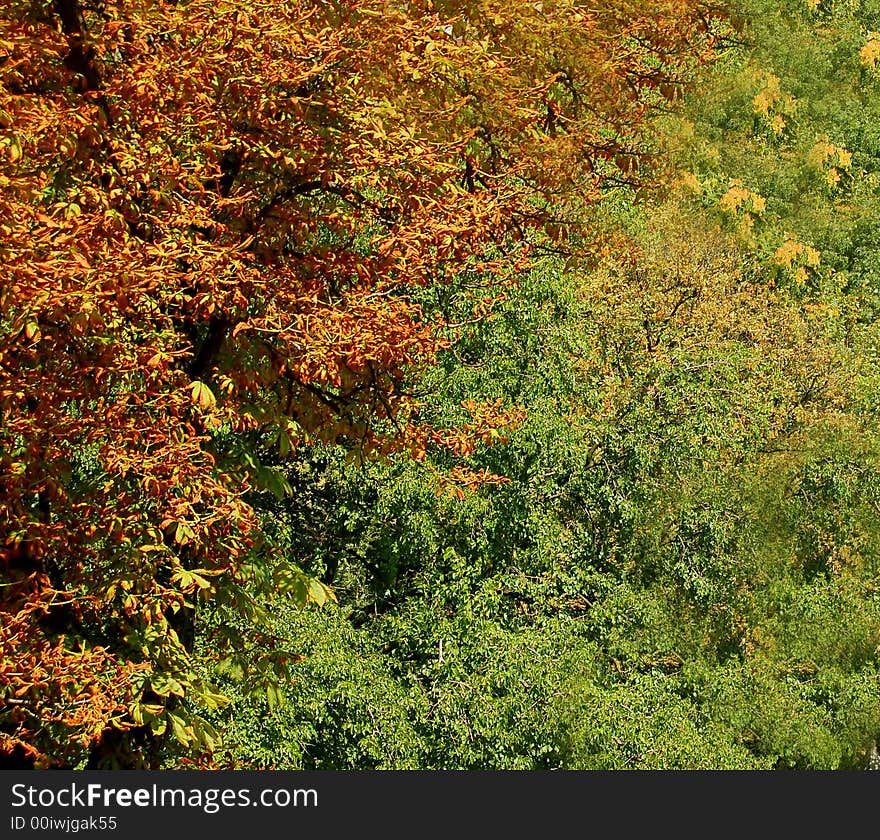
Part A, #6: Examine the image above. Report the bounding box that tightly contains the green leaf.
[266,683,285,710]
[308,578,336,606]
[168,712,193,744]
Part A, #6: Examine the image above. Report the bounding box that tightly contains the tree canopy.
[5,0,880,771]
[1,0,716,767]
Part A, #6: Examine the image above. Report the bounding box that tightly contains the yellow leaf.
[308,578,336,606]
[861,34,880,68]
[190,380,216,410]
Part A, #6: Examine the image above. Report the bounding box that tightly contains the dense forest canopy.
[3,0,880,769]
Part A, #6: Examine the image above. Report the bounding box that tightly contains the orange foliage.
[0,0,715,765]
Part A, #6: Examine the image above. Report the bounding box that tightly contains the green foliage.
[195,0,880,770]
[200,248,880,769]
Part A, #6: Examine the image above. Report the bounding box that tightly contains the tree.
[204,0,880,770]
[0,0,714,767]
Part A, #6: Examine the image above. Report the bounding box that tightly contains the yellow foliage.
[719,180,766,216]
[753,88,776,116]
[808,135,852,192]
[719,184,749,213]
[772,239,801,268]
[752,73,781,114]
[752,72,796,137]
[717,180,767,241]
[772,238,821,287]
[680,171,702,194]
[809,136,852,169]
[860,33,880,69]
[773,238,821,268]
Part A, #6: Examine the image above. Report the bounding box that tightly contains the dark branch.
[188,317,230,380]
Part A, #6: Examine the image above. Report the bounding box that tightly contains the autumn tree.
[0,0,715,767]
